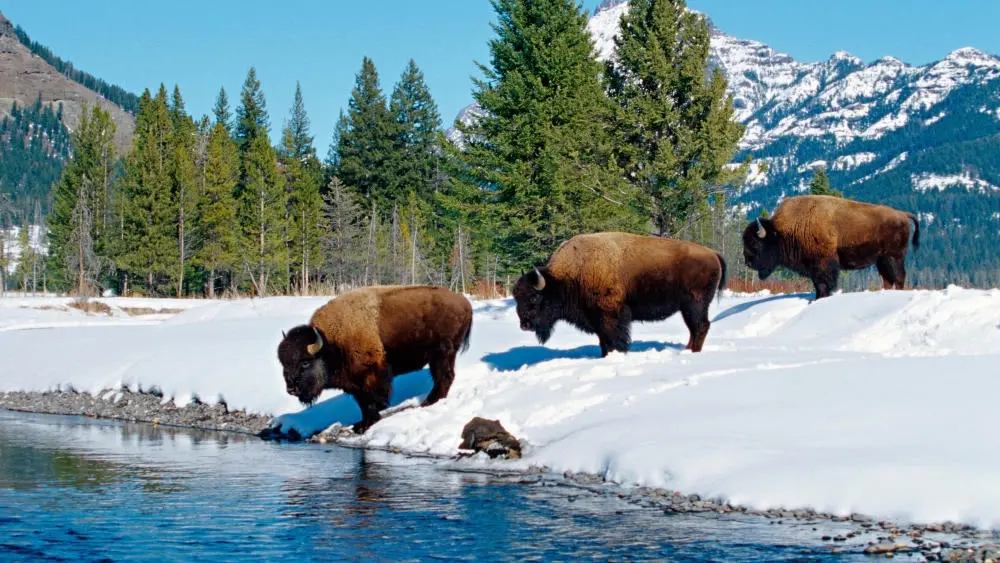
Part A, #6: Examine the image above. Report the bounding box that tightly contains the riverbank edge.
[2,387,997,562]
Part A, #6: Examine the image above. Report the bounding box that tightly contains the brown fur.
[743,195,920,299]
[513,232,727,356]
[277,285,473,433]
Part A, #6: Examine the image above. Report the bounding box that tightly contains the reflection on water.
[0,409,873,562]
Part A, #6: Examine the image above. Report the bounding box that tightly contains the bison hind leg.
[423,346,458,406]
[680,299,711,353]
[876,256,906,290]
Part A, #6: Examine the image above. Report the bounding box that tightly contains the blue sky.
[2,0,998,153]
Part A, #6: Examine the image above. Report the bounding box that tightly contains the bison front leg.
[811,259,841,300]
[351,366,393,434]
[597,310,631,357]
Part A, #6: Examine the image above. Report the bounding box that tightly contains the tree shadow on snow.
[711,292,812,324]
[482,340,682,372]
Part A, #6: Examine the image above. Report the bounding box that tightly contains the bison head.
[513,266,558,344]
[277,325,334,406]
[742,217,780,280]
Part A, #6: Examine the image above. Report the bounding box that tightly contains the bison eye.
[300,360,312,368]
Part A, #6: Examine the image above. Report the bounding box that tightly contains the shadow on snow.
[712,292,812,324]
[481,340,683,372]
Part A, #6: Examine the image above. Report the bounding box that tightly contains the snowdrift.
[2,287,1000,527]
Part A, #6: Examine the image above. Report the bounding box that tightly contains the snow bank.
[2,287,1000,527]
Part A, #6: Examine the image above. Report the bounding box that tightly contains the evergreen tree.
[169,85,199,296]
[454,0,645,269]
[47,103,118,295]
[213,87,233,133]
[808,166,843,197]
[322,177,365,290]
[606,0,747,236]
[336,57,397,207]
[235,67,269,154]
[389,59,443,201]
[116,86,177,295]
[326,109,349,171]
[279,83,325,294]
[195,123,239,298]
[239,136,287,296]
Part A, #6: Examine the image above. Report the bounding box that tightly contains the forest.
[1,0,996,297]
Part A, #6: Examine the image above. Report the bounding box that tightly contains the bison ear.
[532,266,547,291]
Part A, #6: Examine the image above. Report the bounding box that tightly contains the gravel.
[3,387,1000,561]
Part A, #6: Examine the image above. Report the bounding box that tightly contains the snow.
[3,288,1000,527]
[831,152,876,171]
[911,171,1000,194]
[923,111,946,126]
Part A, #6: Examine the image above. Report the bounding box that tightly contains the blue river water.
[0,409,881,562]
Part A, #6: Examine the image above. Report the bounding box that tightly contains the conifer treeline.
[40,0,753,298]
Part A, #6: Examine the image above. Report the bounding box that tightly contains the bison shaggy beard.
[277,325,331,406]
[742,218,778,280]
[513,268,559,344]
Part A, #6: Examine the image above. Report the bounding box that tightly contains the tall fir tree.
[454,0,645,270]
[279,83,325,294]
[195,122,240,298]
[336,57,397,208]
[235,67,269,154]
[239,134,287,296]
[116,86,177,295]
[605,0,747,237]
[808,167,843,197]
[169,85,199,296]
[47,103,118,295]
[213,87,232,133]
[388,59,443,201]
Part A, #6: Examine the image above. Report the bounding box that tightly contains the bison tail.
[907,213,920,251]
[460,316,473,354]
[715,252,728,302]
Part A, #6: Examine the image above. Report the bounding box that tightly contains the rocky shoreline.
[2,388,998,562]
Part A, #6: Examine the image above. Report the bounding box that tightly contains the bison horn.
[756,218,766,239]
[307,327,324,356]
[533,267,546,291]
[282,330,287,339]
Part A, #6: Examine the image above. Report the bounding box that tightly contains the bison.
[277,285,473,434]
[742,195,920,299]
[513,232,727,357]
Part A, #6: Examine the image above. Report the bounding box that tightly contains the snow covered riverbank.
[1,287,999,529]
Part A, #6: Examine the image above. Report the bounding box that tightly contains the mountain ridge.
[0,9,134,154]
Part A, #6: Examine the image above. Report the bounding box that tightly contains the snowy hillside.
[3,288,1000,528]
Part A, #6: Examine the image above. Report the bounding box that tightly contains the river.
[0,409,886,561]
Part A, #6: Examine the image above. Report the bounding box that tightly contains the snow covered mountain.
[446,0,1000,284]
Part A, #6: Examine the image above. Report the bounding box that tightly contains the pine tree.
[195,122,239,298]
[279,82,325,294]
[169,85,199,296]
[336,57,397,207]
[235,67,269,154]
[213,87,232,133]
[454,0,645,270]
[808,167,843,197]
[47,103,118,295]
[322,177,365,290]
[116,86,177,295]
[389,59,443,201]
[326,109,349,170]
[239,134,287,296]
[606,0,747,237]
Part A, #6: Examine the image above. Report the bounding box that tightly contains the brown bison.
[742,195,920,299]
[513,232,727,356]
[277,285,473,434]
